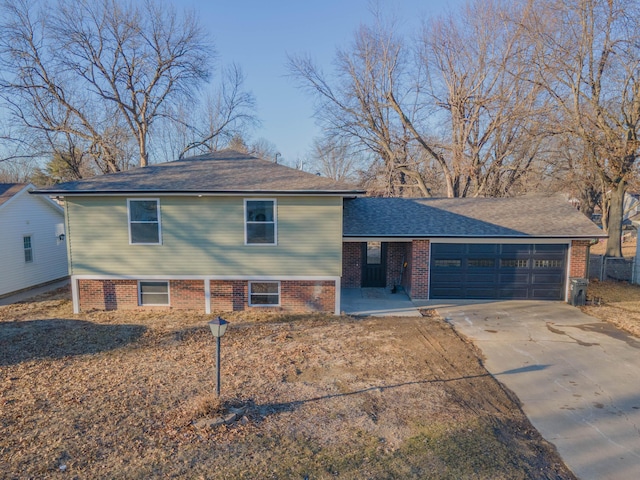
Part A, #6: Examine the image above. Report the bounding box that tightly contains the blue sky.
[176,0,464,165]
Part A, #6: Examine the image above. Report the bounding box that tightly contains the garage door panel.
[431,286,463,298]
[431,243,567,300]
[466,272,498,283]
[468,244,499,254]
[531,272,564,284]
[498,287,530,298]
[466,288,499,298]
[531,288,563,300]
[501,244,532,255]
[498,272,530,283]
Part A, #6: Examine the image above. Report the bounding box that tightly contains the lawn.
[582,280,640,337]
[0,286,574,479]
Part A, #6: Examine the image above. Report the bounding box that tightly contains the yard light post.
[208,317,229,397]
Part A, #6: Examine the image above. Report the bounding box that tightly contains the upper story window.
[245,199,276,245]
[23,235,33,263]
[128,199,161,244]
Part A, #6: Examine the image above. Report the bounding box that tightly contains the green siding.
[67,196,343,276]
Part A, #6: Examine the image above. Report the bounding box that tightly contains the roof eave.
[342,234,608,239]
[32,189,366,197]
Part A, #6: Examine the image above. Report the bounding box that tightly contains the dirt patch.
[582,280,640,338]
[0,287,574,479]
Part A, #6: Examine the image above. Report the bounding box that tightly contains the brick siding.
[570,240,591,278]
[410,239,430,299]
[386,242,410,291]
[78,279,138,311]
[342,243,362,288]
[76,278,335,313]
[169,280,205,309]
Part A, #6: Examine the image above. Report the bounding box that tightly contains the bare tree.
[523,0,640,256]
[290,3,549,198]
[309,137,367,182]
[0,0,213,174]
[164,64,258,160]
[396,0,547,197]
[289,17,434,197]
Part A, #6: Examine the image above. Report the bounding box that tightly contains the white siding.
[0,189,68,296]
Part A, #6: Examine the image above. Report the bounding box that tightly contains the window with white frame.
[23,235,33,263]
[249,281,280,306]
[128,199,161,244]
[138,281,169,305]
[245,199,276,244]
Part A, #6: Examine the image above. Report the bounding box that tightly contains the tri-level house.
[34,149,605,313]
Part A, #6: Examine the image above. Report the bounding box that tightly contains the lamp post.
[208,316,229,397]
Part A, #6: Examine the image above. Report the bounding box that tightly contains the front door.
[362,242,387,287]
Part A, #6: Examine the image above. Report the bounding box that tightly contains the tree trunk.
[604,180,625,257]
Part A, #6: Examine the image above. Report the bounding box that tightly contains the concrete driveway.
[433,300,640,480]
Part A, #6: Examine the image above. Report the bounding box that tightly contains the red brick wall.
[570,240,590,278]
[169,280,205,309]
[210,280,246,311]
[281,281,335,312]
[403,242,413,294]
[78,278,336,313]
[78,279,138,311]
[386,242,410,291]
[410,240,430,299]
[342,243,362,288]
[210,280,335,313]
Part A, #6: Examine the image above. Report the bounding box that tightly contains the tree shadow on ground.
[251,374,491,419]
[0,319,146,366]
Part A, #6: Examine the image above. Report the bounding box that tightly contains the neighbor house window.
[23,235,33,263]
[128,199,161,244]
[139,281,169,306]
[249,281,280,306]
[245,199,276,244]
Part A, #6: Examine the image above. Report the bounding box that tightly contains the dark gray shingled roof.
[0,183,27,208]
[33,150,364,195]
[343,196,606,238]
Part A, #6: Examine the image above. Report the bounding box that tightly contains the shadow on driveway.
[0,319,146,366]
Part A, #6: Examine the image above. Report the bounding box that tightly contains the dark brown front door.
[362,242,387,287]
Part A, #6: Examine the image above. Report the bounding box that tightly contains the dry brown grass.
[0,286,574,479]
[590,236,636,256]
[582,280,640,337]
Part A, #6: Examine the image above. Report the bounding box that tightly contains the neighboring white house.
[0,183,68,297]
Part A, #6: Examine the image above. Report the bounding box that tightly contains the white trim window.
[128,199,161,244]
[249,281,280,306]
[23,235,33,263]
[138,281,170,306]
[245,199,276,245]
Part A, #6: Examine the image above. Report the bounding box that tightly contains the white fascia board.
[428,238,574,245]
[344,237,581,244]
[343,237,413,242]
[72,274,340,281]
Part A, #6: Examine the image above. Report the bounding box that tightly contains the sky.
[176,0,464,165]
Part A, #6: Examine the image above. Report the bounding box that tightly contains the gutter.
[31,190,366,197]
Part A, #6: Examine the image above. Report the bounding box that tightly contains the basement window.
[139,281,169,306]
[249,281,280,306]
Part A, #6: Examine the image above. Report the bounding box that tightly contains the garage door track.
[435,300,640,480]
